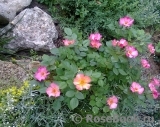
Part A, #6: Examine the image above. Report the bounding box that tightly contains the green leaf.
[48,65,56,70]
[103,106,109,113]
[136,46,142,53]
[123,88,128,94]
[114,63,120,68]
[87,54,95,58]
[64,28,72,35]
[59,76,69,80]
[106,41,112,47]
[92,72,101,78]
[110,110,118,117]
[106,62,112,69]
[98,80,104,87]
[96,101,103,107]
[75,91,84,99]
[58,96,64,101]
[67,80,75,89]
[155,46,160,53]
[56,68,64,75]
[92,107,99,114]
[113,68,119,75]
[82,40,89,47]
[50,48,59,55]
[58,82,67,89]
[130,27,137,37]
[102,96,107,104]
[53,100,61,111]
[66,90,75,97]
[108,23,115,30]
[138,95,145,100]
[85,70,92,76]
[90,61,96,66]
[38,87,47,93]
[42,54,50,61]
[90,95,95,99]
[71,33,77,40]
[64,71,75,79]
[118,69,127,75]
[111,56,118,62]
[99,46,104,52]
[29,80,39,87]
[45,81,51,87]
[70,98,79,109]
[118,85,124,90]
[74,47,80,54]
[89,100,96,106]
[61,61,71,70]
[79,47,88,51]
[80,52,87,56]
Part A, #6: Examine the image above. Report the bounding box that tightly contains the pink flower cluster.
[73,74,91,90]
[119,16,134,27]
[112,39,138,58]
[130,82,144,94]
[148,43,155,54]
[46,83,60,97]
[34,66,50,81]
[148,78,160,99]
[125,46,138,58]
[34,66,61,98]
[141,59,150,69]
[107,96,118,109]
[112,39,128,48]
[112,38,138,58]
[128,78,160,99]
[89,33,102,49]
[63,39,75,46]
[34,67,93,97]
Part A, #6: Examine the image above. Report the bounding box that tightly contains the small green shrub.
[28,18,156,126]
[37,0,160,39]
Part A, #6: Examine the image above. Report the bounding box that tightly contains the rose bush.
[28,16,159,126]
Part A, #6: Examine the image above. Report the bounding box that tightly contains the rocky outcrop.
[0,0,32,25]
[5,7,58,52]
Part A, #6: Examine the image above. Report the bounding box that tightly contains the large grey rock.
[5,7,58,52]
[0,0,32,25]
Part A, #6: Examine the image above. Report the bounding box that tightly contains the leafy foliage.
[0,81,29,127]
[28,24,155,127]
[155,41,160,53]
[37,0,160,39]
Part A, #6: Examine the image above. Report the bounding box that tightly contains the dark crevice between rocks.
[0,15,9,28]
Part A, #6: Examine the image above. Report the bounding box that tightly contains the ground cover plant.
[0,81,29,126]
